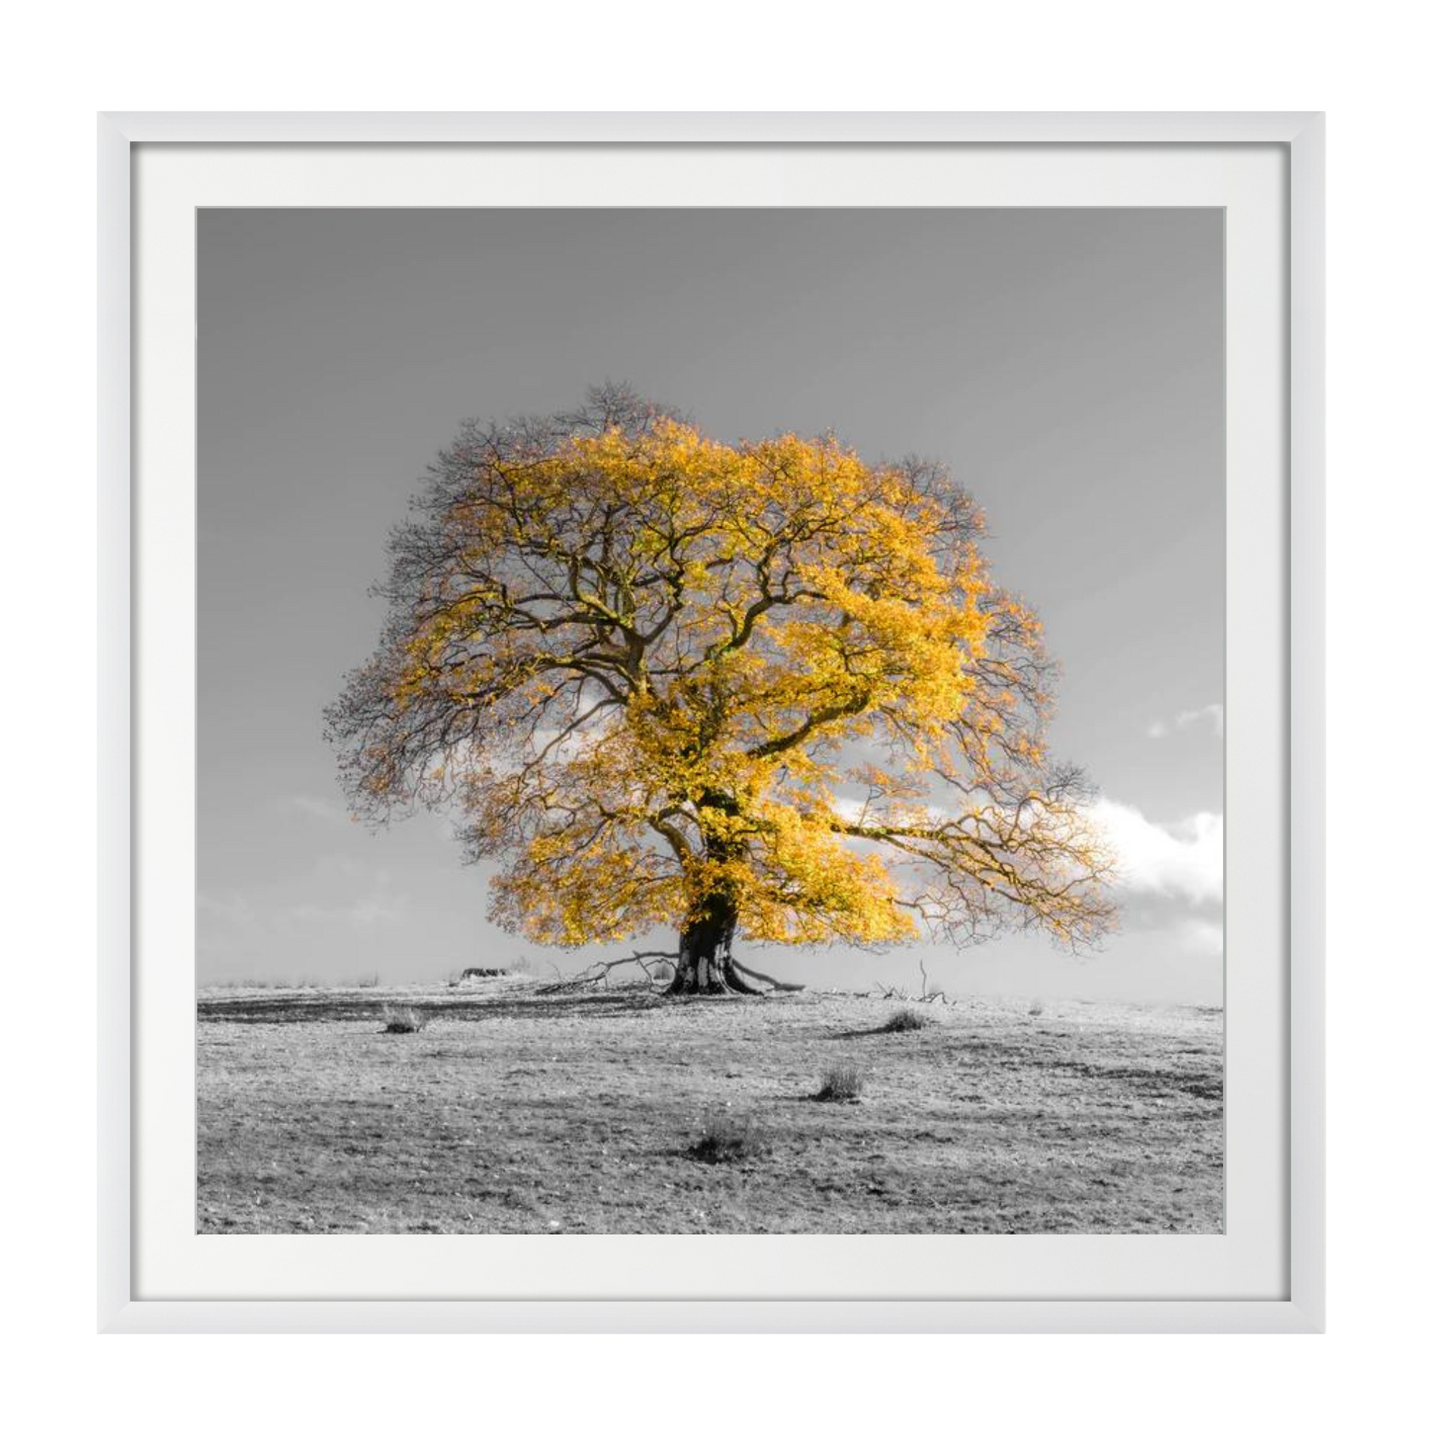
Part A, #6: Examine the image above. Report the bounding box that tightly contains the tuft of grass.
[380,1005,425,1035]
[688,1112,768,1164]
[879,1007,929,1033]
[815,1062,866,1101]
[1027,999,1045,1017]
[357,973,381,990]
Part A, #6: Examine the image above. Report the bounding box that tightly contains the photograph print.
[198,207,1224,1235]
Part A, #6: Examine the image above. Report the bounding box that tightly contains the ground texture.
[197,982,1222,1234]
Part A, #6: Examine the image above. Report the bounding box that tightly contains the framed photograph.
[99,111,1324,1332]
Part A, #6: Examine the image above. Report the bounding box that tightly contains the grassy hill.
[197,980,1222,1234]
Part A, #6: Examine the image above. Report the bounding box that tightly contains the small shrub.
[1027,999,1045,1017]
[815,1062,866,1101]
[380,1005,425,1034]
[879,1007,929,1033]
[689,1113,767,1163]
[357,973,381,989]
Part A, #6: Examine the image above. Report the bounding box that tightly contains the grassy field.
[197,980,1223,1234]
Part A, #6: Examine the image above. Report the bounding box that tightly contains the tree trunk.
[666,896,764,995]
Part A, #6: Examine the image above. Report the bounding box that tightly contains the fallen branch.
[536,950,676,994]
[870,965,948,1006]
[917,959,949,1005]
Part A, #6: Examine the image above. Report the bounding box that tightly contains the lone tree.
[326,386,1115,994]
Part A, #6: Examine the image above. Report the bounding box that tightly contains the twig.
[917,962,948,1004]
[871,967,948,1006]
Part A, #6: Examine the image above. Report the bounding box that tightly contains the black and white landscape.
[198,208,1224,1235]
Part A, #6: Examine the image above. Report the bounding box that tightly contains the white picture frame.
[98,111,1324,1333]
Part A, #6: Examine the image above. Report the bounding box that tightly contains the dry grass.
[380,1005,425,1034]
[879,1007,930,1033]
[814,1061,867,1101]
[197,984,1223,1235]
[689,1113,768,1164]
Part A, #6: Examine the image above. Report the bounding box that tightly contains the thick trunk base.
[663,879,803,996]
[665,957,767,996]
[665,901,768,995]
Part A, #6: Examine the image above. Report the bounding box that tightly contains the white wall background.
[2,3,1438,1441]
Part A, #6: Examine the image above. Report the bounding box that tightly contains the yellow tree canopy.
[327,387,1114,987]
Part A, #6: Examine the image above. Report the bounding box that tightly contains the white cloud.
[829,795,871,825]
[832,792,1223,914]
[1088,798,1223,905]
[282,896,407,929]
[198,858,410,970]
[1175,917,1225,955]
[1146,702,1224,741]
[285,793,343,822]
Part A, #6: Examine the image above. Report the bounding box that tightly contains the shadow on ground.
[197,983,766,1026]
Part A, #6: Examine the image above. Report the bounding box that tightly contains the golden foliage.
[328,388,1115,954]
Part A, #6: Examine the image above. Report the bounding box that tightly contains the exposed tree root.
[541,946,805,999]
[728,959,806,993]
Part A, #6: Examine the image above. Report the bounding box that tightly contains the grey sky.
[198,208,1223,1003]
